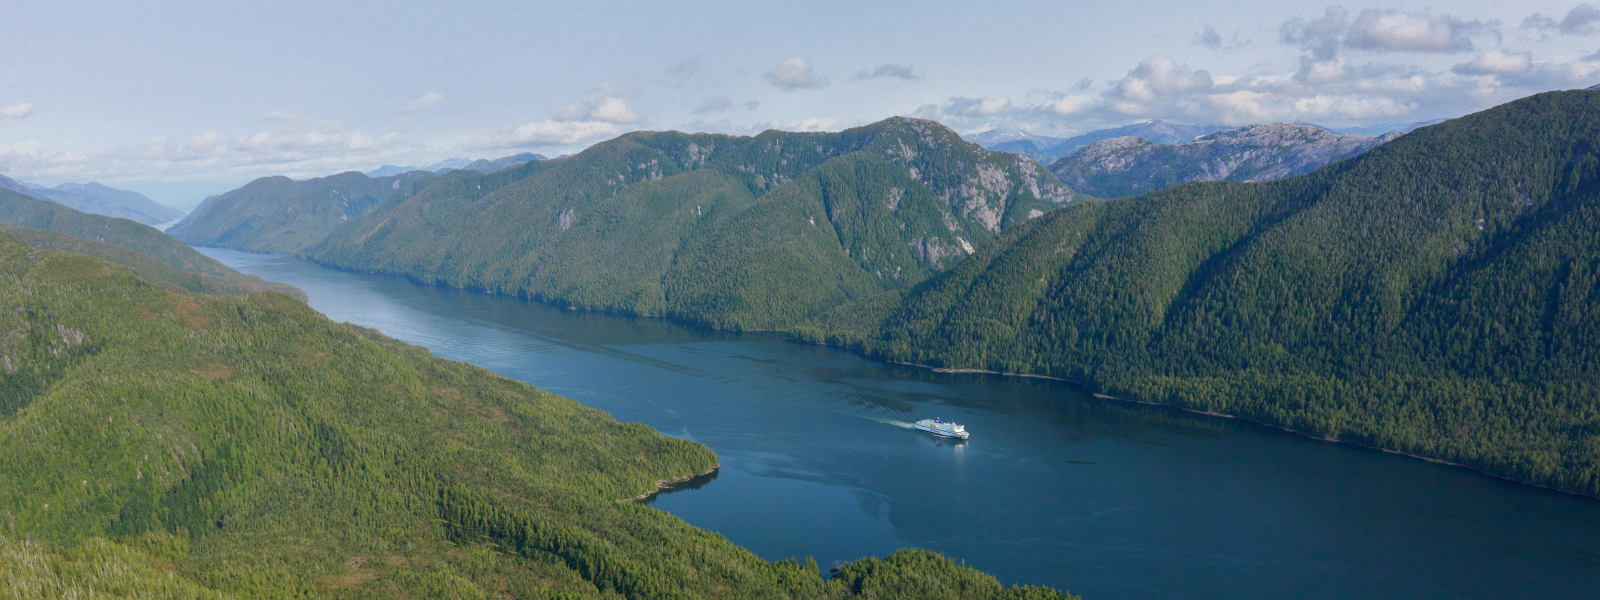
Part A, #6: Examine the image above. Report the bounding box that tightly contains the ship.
[914,418,969,440]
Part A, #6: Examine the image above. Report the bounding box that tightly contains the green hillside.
[800,89,1600,497]
[0,188,302,299]
[168,170,438,253]
[0,231,1075,599]
[0,224,301,299]
[309,118,1082,330]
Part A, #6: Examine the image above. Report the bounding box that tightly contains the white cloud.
[1453,52,1534,76]
[1291,94,1414,120]
[1042,95,1099,117]
[402,92,443,112]
[3,103,34,119]
[765,117,849,132]
[947,95,1012,116]
[1344,9,1486,53]
[765,57,828,91]
[471,120,620,150]
[855,63,918,80]
[1110,56,1214,104]
[556,86,643,124]
[0,126,416,183]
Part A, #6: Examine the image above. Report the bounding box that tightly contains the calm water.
[202,247,1600,600]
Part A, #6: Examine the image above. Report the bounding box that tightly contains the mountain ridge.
[307,116,1082,330]
[0,174,182,225]
[799,89,1600,498]
[1049,123,1400,198]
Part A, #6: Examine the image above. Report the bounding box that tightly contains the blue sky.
[2,0,1596,205]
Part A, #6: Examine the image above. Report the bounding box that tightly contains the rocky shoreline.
[619,466,721,503]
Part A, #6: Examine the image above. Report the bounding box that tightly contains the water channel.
[200,247,1600,600]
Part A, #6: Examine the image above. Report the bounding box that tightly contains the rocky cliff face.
[1050,123,1400,198]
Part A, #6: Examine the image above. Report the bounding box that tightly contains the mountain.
[367,153,547,177]
[0,230,1075,599]
[456,152,547,172]
[967,121,1227,164]
[309,117,1083,330]
[1049,123,1400,198]
[965,129,1068,163]
[798,89,1600,498]
[0,187,302,299]
[0,174,182,225]
[1043,121,1225,158]
[1331,118,1451,137]
[167,170,439,253]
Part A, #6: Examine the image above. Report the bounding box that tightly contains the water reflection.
[201,247,1600,600]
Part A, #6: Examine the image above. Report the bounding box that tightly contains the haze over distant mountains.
[967,121,1226,164]
[1050,123,1402,198]
[367,152,546,177]
[0,173,183,225]
[969,118,1451,166]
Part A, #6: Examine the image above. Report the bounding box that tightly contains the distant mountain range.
[167,170,440,253]
[1049,123,1401,198]
[970,118,1451,166]
[967,121,1227,163]
[0,174,182,225]
[367,152,547,177]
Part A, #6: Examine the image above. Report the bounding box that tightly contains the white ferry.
[914,418,970,440]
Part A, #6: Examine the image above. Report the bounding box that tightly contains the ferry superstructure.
[914,418,970,440]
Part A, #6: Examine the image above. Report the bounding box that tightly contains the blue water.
[204,247,1600,600]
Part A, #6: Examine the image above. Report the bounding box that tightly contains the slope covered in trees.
[168,170,439,253]
[0,188,301,299]
[0,232,1077,599]
[310,117,1083,329]
[799,89,1600,497]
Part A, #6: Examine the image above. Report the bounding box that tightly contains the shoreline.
[875,356,1595,502]
[618,466,721,503]
[200,246,1596,503]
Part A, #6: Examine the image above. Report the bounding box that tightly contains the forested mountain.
[1050,124,1399,198]
[0,174,182,225]
[168,169,439,253]
[0,187,301,298]
[798,89,1600,497]
[0,231,1073,599]
[309,117,1082,329]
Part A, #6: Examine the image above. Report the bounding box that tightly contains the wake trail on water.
[772,362,915,429]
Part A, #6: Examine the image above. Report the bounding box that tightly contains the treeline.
[800,89,1600,497]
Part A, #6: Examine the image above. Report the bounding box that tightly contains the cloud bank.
[766,57,828,91]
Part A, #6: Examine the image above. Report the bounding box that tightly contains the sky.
[2,0,1598,206]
